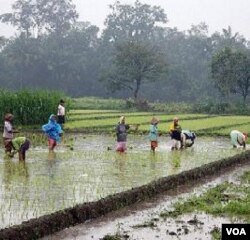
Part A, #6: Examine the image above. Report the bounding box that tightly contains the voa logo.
[226,228,246,236]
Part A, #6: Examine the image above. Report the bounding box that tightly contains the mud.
[0,150,249,240]
[43,163,250,240]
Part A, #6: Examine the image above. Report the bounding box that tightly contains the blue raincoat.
[42,114,63,143]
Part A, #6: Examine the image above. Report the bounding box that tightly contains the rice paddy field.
[1,109,250,230]
[65,110,250,137]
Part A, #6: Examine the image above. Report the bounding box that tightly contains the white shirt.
[3,121,13,138]
[57,104,65,116]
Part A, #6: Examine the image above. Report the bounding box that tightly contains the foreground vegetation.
[101,170,250,240]
[158,170,250,239]
[160,173,250,222]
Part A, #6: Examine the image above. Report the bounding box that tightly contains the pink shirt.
[3,121,13,139]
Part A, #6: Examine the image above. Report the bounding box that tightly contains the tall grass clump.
[0,89,69,125]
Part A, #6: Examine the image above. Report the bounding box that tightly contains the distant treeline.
[0,0,249,104]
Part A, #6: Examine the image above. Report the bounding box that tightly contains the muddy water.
[0,134,243,229]
[42,163,250,240]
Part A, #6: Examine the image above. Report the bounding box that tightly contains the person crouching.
[9,137,30,161]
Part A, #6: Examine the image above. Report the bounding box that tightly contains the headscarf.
[119,116,125,124]
[173,117,179,122]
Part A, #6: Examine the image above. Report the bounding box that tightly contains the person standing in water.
[42,114,63,151]
[169,117,182,150]
[115,116,130,152]
[149,117,160,152]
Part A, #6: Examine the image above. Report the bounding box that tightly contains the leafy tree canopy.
[211,47,250,103]
[102,41,167,99]
[0,0,78,37]
[102,0,167,43]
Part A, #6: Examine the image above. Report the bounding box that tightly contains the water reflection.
[0,135,239,229]
[3,159,29,189]
[47,153,57,179]
[114,152,127,172]
[148,151,159,170]
[47,150,56,161]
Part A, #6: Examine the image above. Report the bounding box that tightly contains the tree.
[102,0,167,43]
[211,47,250,104]
[102,41,167,100]
[0,0,78,37]
[0,0,35,37]
[211,26,246,53]
[38,0,78,36]
[158,23,214,102]
[232,51,250,104]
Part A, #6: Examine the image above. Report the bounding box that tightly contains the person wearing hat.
[180,130,196,148]
[149,117,160,152]
[169,117,182,150]
[230,130,247,149]
[115,116,130,152]
[2,113,15,155]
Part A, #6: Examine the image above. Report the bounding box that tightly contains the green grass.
[68,111,166,121]
[65,112,211,131]
[210,227,221,240]
[160,171,250,222]
[65,110,250,137]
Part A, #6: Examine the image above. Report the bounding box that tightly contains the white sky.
[0,0,250,39]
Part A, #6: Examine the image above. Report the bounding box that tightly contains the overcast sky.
[0,0,250,39]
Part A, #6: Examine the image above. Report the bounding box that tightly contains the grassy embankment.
[101,170,250,240]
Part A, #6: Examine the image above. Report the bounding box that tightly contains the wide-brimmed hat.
[151,117,159,124]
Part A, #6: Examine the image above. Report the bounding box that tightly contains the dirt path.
[41,162,250,240]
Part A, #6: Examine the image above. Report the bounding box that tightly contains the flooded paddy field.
[0,134,242,229]
[44,163,250,240]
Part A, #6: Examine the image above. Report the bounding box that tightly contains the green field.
[65,110,250,137]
